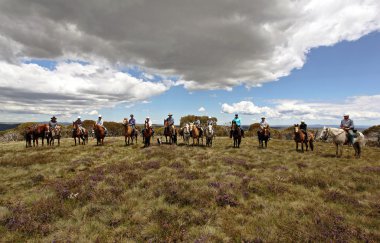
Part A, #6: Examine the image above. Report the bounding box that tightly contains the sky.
[0,0,379,125]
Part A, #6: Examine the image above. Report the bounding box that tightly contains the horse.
[293,124,314,152]
[25,126,35,148]
[318,126,365,158]
[47,125,62,146]
[257,126,270,148]
[190,123,203,146]
[143,123,153,147]
[122,119,137,145]
[180,124,191,145]
[72,122,88,145]
[31,124,49,147]
[164,120,177,145]
[205,124,214,147]
[231,121,242,148]
[93,124,105,146]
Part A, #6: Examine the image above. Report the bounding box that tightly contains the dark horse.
[73,122,88,145]
[25,126,34,148]
[231,121,242,148]
[26,124,49,147]
[93,124,105,146]
[143,123,153,147]
[294,124,314,152]
[47,125,62,146]
[257,126,270,148]
[164,120,177,145]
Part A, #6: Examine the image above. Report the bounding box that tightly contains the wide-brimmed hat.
[235,114,238,116]
[98,114,102,118]
[51,116,56,119]
[301,120,305,123]
[343,114,349,117]
[261,117,266,119]
[168,113,172,116]
[146,116,150,119]
[77,116,81,119]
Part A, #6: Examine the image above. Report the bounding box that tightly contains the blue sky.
[0,0,379,126]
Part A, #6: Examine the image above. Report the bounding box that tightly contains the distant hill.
[0,123,20,131]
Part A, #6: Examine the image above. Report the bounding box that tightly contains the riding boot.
[230,130,232,138]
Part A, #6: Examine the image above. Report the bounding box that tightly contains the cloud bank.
[221,96,380,121]
[0,0,380,117]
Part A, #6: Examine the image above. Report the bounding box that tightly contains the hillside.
[0,138,379,242]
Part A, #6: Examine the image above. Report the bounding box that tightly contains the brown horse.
[190,123,203,145]
[73,122,88,145]
[25,126,35,148]
[123,119,137,145]
[143,123,153,147]
[93,124,105,146]
[231,121,242,148]
[47,125,62,146]
[31,124,49,147]
[294,124,314,152]
[258,126,270,148]
[164,120,177,144]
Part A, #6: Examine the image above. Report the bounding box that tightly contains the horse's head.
[294,124,299,133]
[207,124,213,134]
[122,118,128,126]
[318,126,329,141]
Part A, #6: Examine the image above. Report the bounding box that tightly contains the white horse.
[205,124,214,147]
[182,123,191,145]
[318,127,365,158]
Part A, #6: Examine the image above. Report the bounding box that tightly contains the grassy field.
[0,137,379,242]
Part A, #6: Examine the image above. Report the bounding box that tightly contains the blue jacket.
[166,117,174,125]
[232,118,241,126]
[129,118,136,126]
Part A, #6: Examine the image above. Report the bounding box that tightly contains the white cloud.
[88,110,98,115]
[198,107,206,112]
[0,0,379,89]
[221,95,380,121]
[0,61,170,116]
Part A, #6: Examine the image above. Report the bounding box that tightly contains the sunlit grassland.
[0,137,379,242]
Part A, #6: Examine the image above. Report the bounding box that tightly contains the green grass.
[0,137,379,242]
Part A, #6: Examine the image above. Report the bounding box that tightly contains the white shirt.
[145,120,152,127]
[260,121,269,129]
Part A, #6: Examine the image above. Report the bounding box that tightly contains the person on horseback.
[165,113,175,134]
[96,115,108,136]
[340,114,355,145]
[258,117,270,139]
[207,116,214,126]
[49,116,58,130]
[194,119,203,137]
[129,114,136,136]
[73,116,85,135]
[142,116,153,135]
[230,114,244,138]
[300,120,308,141]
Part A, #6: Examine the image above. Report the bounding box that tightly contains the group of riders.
[47,112,356,143]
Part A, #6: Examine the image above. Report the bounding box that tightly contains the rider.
[73,116,85,135]
[230,114,244,138]
[129,114,136,136]
[258,117,270,139]
[165,113,175,134]
[49,116,58,130]
[207,116,214,126]
[300,120,308,141]
[142,116,153,135]
[96,115,108,136]
[340,114,355,145]
[194,118,203,137]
